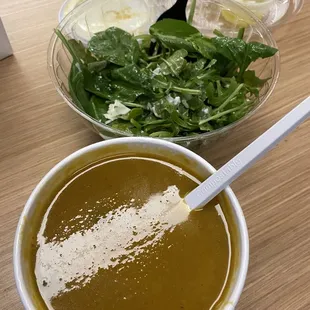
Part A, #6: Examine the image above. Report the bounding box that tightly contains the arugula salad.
[56,18,277,138]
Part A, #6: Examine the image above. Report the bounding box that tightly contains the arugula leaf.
[186,96,205,111]
[149,131,174,137]
[159,49,188,76]
[182,58,206,79]
[88,27,140,66]
[171,111,198,130]
[109,119,142,135]
[120,108,144,120]
[211,37,246,67]
[211,36,278,76]
[189,37,216,59]
[243,70,269,87]
[239,42,278,77]
[152,97,176,118]
[206,78,243,109]
[152,74,201,95]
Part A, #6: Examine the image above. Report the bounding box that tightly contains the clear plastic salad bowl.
[48,0,280,150]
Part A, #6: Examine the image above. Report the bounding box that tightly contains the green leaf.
[120,107,144,120]
[152,97,176,118]
[182,58,206,79]
[67,64,99,118]
[243,70,269,87]
[240,42,278,76]
[135,34,152,50]
[196,68,219,82]
[237,28,245,40]
[68,63,84,111]
[109,119,142,135]
[88,27,140,66]
[189,37,216,59]
[199,104,249,126]
[211,36,278,75]
[144,122,173,134]
[83,69,146,102]
[130,118,142,130]
[55,29,96,65]
[199,122,214,132]
[152,74,201,95]
[191,105,212,124]
[87,60,107,73]
[149,131,174,137]
[73,73,96,118]
[244,42,278,64]
[211,37,245,67]
[159,49,188,76]
[149,19,200,52]
[55,30,83,66]
[206,78,243,109]
[111,82,146,101]
[90,96,109,122]
[141,116,167,126]
[83,70,113,100]
[152,74,169,89]
[171,111,198,130]
[68,39,96,64]
[186,96,205,111]
[188,0,197,25]
[111,64,152,90]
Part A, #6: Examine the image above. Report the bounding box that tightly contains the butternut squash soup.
[28,154,235,309]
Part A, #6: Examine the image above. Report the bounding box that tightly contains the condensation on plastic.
[48,0,280,152]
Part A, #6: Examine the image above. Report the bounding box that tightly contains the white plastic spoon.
[185,96,310,211]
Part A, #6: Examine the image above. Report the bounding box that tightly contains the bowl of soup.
[14,137,249,309]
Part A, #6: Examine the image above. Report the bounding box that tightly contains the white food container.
[0,17,13,60]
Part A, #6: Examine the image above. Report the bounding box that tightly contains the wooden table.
[1,1,310,309]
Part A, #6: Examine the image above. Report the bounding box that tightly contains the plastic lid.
[59,0,304,29]
[229,0,304,28]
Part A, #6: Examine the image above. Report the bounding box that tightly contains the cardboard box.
[0,17,13,60]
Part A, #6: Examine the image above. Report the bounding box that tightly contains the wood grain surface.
[0,1,310,309]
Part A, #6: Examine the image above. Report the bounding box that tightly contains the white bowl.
[14,137,249,309]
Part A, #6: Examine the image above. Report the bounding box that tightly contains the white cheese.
[104,100,130,121]
[166,94,181,106]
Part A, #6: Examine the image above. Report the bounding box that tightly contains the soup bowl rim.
[13,137,249,310]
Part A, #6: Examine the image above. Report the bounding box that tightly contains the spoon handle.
[185,96,310,211]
